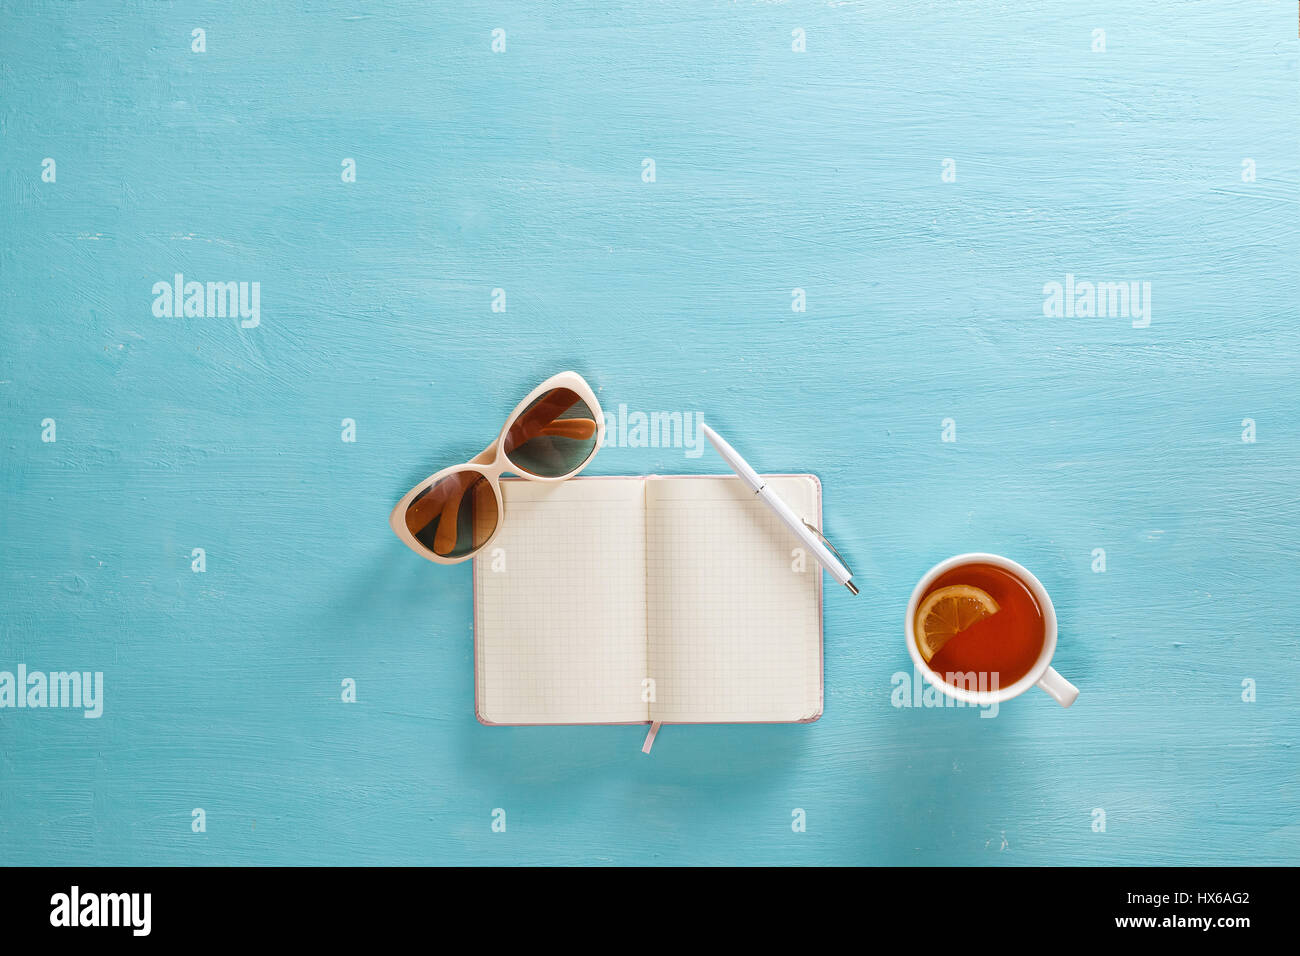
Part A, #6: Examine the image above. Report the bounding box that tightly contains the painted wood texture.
[1,2,1297,865]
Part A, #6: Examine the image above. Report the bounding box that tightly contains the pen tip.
[845,581,859,596]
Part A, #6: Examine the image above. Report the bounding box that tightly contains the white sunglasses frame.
[388,371,606,564]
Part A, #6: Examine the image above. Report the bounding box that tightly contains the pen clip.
[802,519,853,578]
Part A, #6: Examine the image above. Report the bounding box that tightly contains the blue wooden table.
[2,1,1297,866]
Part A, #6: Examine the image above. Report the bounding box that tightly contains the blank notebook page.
[646,475,823,724]
[474,479,648,724]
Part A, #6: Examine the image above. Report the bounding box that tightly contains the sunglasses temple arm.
[491,417,598,460]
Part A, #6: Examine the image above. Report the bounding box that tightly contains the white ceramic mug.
[905,553,1079,708]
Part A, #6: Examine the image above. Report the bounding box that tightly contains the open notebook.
[473,475,823,732]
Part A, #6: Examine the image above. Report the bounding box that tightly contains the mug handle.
[1036,667,1079,707]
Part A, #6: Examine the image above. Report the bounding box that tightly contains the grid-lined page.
[474,478,649,725]
[646,475,822,723]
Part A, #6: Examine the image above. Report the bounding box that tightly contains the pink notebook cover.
[471,473,824,729]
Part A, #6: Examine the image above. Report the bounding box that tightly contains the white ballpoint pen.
[701,423,859,596]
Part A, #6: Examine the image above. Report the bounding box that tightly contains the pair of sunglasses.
[389,372,606,564]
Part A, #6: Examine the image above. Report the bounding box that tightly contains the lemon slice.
[914,585,1000,662]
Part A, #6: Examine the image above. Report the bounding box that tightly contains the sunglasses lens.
[404,470,499,559]
[504,387,600,478]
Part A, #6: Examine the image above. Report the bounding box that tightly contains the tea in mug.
[913,562,1045,688]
